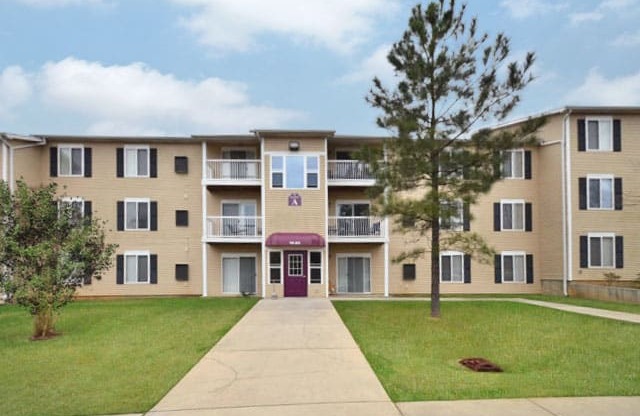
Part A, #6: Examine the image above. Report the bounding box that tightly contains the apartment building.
[0,106,637,298]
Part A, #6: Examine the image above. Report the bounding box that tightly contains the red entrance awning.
[265,232,325,247]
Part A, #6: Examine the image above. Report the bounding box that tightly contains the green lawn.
[0,297,258,416]
[333,300,640,402]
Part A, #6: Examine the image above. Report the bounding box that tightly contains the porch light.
[288,140,300,151]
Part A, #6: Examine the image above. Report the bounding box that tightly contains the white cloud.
[338,44,395,85]
[13,0,106,7]
[0,66,32,119]
[565,68,640,105]
[570,0,638,25]
[2,58,302,134]
[500,0,568,19]
[171,0,396,54]
[569,11,604,25]
[612,30,640,46]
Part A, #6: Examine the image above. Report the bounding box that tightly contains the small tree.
[364,0,544,317]
[0,180,116,338]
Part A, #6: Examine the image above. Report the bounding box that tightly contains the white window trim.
[124,250,151,284]
[268,250,282,285]
[58,144,84,177]
[220,199,258,216]
[220,253,257,294]
[308,250,323,284]
[501,251,526,284]
[502,149,525,180]
[335,200,371,217]
[335,253,372,294]
[587,232,616,269]
[124,145,150,178]
[500,199,525,231]
[585,116,613,152]
[586,174,614,211]
[440,250,465,284]
[124,197,151,231]
[269,153,320,190]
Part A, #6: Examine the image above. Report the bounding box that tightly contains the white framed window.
[309,251,322,284]
[124,145,150,177]
[125,198,150,231]
[440,200,463,231]
[124,251,150,284]
[58,145,84,176]
[502,149,524,179]
[501,199,525,231]
[269,251,282,284]
[587,174,614,210]
[588,233,615,268]
[586,117,613,151]
[59,197,84,225]
[271,154,320,189]
[440,251,464,283]
[501,251,526,283]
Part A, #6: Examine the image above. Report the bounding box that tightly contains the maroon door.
[284,251,307,297]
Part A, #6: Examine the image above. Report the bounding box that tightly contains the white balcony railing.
[327,160,374,181]
[328,216,385,239]
[206,216,262,239]
[206,160,261,181]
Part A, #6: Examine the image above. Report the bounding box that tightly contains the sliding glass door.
[337,256,371,294]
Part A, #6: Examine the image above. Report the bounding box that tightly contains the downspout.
[201,141,208,297]
[260,134,267,298]
[1,140,8,183]
[2,137,46,192]
[324,136,329,298]
[562,109,573,296]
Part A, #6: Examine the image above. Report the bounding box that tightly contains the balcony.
[206,216,262,243]
[328,216,385,242]
[327,160,376,186]
[205,160,261,185]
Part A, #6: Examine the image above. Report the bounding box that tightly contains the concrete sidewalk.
[147,298,400,416]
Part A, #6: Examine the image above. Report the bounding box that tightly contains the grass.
[333,300,640,402]
[0,297,258,416]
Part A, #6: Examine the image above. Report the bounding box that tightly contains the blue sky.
[1,0,639,136]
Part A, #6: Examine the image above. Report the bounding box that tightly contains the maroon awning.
[265,232,325,247]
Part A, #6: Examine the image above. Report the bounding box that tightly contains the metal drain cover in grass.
[459,358,503,372]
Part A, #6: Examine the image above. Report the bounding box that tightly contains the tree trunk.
[430,221,441,318]
[33,307,57,338]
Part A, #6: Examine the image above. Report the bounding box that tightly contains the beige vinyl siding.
[328,188,370,215]
[570,114,640,280]
[206,243,261,297]
[50,141,204,296]
[264,137,325,153]
[208,188,261,216]
[13,145,44,187]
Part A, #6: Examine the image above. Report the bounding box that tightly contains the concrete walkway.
[148,298,400,416]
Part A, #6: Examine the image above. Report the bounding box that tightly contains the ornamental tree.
[0,180,116,338]
[364,0,544,317]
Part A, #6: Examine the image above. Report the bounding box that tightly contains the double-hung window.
[501,200,524,231]
[309,251,322,284]
[60,197,85,226]
[586,118,613,151]
[271,155,319,189]
[125,146,150,177]
[440,201,463,231]
[502,150,524,179]
[588,233,615,268]
[125,251,150,284]
[587,175,613,210]
[440,251,464,283]
[58,145,84,176]
[125,198,150,230]
[269,251,282,284]
[501,252,526,283]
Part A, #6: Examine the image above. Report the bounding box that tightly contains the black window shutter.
[614,178,623,210]
[526,254,534,284]
[492,151,501,179]
[175,156,188,174]
[613,119,621,152]
[525,203,533,232]
[84,148,92,177]
[579,236,588,268]
[150,201,158,231]
[615,236,624,269]
[464,255,471,284]
[50,147,58,177]
[116,148,124,177]
[175,264,189,281]
[577,119,586,151]
[150,148,158,178]
[84,201,92,220]
[116,255,124,284]
[493,203,501,231]
[494,255,502,284]
[150,254,158,284]
[463,202,470,231]
[524,150,532,179]
[117,201,124,231]
[578,178,587,210]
